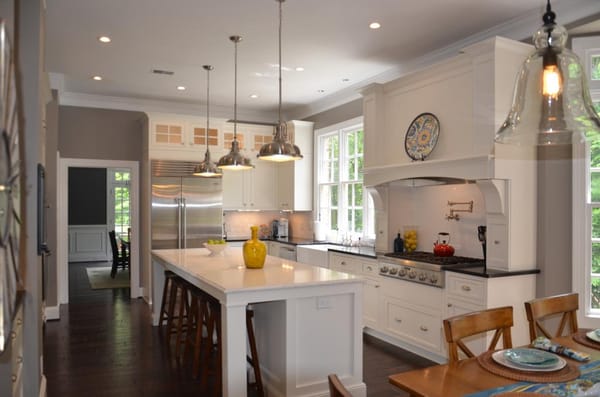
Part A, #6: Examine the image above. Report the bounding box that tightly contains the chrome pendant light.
[495,0,600,146]
[217,35,254,170]
[194,65,222,177]
[257,0,303,162]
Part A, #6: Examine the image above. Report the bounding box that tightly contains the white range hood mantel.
[363,154,494,187]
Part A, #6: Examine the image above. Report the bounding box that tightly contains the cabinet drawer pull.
[341,261,346,265]
[447,303,452,307]
[375,285,380,288]
[461,285,471,292]
[420,325,428,332]
[394,317,402,323]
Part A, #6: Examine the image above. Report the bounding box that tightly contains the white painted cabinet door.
[363,277,381,330]
[222,169,247,210]
[251,160,277,210]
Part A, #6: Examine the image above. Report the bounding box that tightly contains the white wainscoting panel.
[68,225,110,262]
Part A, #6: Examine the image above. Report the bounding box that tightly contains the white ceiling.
[45,0,600,122]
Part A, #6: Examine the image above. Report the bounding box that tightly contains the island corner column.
[221,300,249,396]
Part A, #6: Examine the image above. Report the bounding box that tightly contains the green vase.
[243,226,267,269]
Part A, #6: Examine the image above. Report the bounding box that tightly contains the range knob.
[408,269,417,279]
[429,274,438,284]
[380,266,389,273]
[389,267,398,275]
[398,268,407,277]
[418,273,427,281]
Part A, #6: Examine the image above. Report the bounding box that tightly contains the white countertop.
[151,247,362,293]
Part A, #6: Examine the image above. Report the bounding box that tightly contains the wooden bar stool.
[200,294,222,396]
[158,270,177,329]
[184,287,211,378]
[246,306,264,397]
[174,280,193,358]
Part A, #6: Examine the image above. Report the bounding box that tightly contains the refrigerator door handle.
[181,197,187,249]
[176,197,182,249]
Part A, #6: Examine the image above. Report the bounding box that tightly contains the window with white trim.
[316,118,375,243]
[573,36,600,325]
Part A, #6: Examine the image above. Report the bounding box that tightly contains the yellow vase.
[243,226,267,269]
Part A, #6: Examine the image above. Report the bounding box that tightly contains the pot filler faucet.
[445,200,473,221]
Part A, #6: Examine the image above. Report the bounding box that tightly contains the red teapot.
[433,232,454,257]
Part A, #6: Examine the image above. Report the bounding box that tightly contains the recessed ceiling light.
[98,36,111,43]
[342,78,350,82]
[369,22,381,29]
[177,86,186,91]
[92,75,102,81]
[317,89,325,94]
[295,67,304,72]
[249,94,258,99]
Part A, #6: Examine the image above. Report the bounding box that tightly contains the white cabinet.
[276,121,314,211]
[444,272,537,355]
[222,160,277,210]
[380,277,444,356]
[329,252,381,330]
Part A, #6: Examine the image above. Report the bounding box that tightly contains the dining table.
[389,334,600,397]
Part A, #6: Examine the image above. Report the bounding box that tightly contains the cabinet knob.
[375,285,380,288]
[394,318,402,323]
[16,356,23,364]
[16,318,22,326]
[461,285,471,292]
[420,325,429,332]
[447,303,452,307]
[341,261,346,265]
[11,374,16,382]
[367,266,372,271]
[10,331,16,339]
[494,240,500,244]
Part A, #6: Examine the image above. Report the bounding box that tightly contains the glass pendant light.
[193,65,222,177]
[217,35,254,170]
[495,0,600,146]
[257,0,303,162]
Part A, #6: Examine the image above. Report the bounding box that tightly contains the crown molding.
[288,0,600,120]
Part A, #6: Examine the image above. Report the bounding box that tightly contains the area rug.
[86,267,130,289]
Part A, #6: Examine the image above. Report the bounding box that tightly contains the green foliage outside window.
[592,56,600,80]
[591,103,600,308]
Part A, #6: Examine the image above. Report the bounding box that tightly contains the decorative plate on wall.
[404,112,440,161]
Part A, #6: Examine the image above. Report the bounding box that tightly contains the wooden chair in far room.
[525,292,579,342]
[328,374,352,397]
[109,230,129,278]
[443,306,513,364]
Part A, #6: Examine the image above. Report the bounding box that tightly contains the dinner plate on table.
[586,329,600,343]
[492,349,566,372]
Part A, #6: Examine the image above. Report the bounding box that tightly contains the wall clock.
[0,20,21,353]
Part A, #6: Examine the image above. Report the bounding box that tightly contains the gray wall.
[46,106,146,309]
[58,106,145,161]
[536,146,573,298]
[304,99,362,130]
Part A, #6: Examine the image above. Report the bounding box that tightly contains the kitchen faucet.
[445,200,473,221]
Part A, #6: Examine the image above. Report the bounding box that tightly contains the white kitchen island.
[151,247,366,397]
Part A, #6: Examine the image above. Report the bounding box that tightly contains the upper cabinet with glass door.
[146,115,228,162]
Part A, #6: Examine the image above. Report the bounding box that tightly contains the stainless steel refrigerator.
[151,160,223,249]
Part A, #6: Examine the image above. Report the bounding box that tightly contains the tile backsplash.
[224,211,314,240]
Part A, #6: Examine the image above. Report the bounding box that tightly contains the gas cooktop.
[382,251,484,267]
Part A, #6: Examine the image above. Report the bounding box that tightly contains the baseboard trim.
[39,374,47,397]
[44,305,60,321]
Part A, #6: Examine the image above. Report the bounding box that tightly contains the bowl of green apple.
[204,239,227,256]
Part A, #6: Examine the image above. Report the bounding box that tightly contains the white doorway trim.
[57,157,141,304]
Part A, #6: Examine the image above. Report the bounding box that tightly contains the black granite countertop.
[447,265,540,278]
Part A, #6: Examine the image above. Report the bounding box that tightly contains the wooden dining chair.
[443,306,513,363]
[328,374,352,397]
[524,292,579,342]
[108,230,129,278]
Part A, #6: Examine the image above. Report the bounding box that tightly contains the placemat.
[477,350,580,383]
[572,329,600,350]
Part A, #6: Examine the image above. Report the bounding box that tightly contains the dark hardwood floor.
[43,262,434,396]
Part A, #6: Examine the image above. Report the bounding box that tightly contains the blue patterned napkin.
[532,337,590,362]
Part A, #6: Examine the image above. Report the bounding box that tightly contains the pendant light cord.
[278,0,283,127]
[234,37,239,141]
[205,66,210,152]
